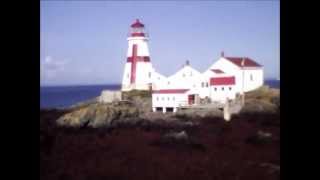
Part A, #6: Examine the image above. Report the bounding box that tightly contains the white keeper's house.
[121,19,264,113]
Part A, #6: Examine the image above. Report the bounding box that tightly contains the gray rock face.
[56,102,139,128]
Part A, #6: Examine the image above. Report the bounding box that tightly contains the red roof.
[131,19,144,28]
[211,69,224,74]
[210,76,235,86]
[153,89,189,94]
[224,57,262,68]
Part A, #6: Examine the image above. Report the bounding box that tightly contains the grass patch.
[122,90,151,100]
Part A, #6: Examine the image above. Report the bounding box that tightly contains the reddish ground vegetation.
[40,109,280,180]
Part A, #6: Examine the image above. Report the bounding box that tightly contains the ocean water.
[40,80,279,109]
[265,79,280,89]
[40,85,121,109]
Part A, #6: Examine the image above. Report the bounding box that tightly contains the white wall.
[127,37,150,57]
[209,57,264,93]
[209,85,236,103]
[122,36,156,91]
[152,93,189,109]
[242,68,264,92]
[164,65,202,90]
[151,71,167,90]
[135,62,155,84]
[121,62,132,91]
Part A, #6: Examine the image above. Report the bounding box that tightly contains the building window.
[167,97,170,101]
[162,97,164,101]
[206,82,209,87]
[214,87,217,91]
[168,81,170,85]
[221,87,224,91]
[182,73,185,77]
[158,77,160,80]
[190,72,192,76]
[173,97,175,101]
[127,73,129,78]
[229,87,232,91]
[156,97,159,101]
[148,72,152,78]
[250,74,253,81]
[201,82,204,88]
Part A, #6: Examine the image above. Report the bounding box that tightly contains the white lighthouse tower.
[121,19,156,91]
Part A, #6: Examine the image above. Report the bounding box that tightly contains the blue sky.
[41,1,279,86]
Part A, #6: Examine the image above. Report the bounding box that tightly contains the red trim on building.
[211,69,224,73]
[153,89,189,94]
[127,56,150,62]
[130,44,138,84]
[224,57,262,68]
[131,32,145,37]
[131,19,144,28]
[210,76,235,86]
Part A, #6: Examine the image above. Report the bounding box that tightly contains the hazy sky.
[41,1,279,86]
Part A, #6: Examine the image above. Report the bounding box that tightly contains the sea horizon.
[41,78,279,88]
[40,79,279,109]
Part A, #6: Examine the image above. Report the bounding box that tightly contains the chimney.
[241,57,245,67]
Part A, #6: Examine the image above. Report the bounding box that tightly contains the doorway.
[188,94,195,105]
[166,107,174,113]
[155,107,163,112]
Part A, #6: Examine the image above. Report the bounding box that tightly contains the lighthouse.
[121,19,156,91]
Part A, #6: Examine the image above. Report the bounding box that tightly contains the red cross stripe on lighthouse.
[130,44,138,83]
[128,44,151,84]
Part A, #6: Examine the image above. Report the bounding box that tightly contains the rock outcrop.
[240,86,280,114]
[56,86,280,128]
[57,102,139,128]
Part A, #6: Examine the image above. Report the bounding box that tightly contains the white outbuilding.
[208,52,263,93]
[152,89,190,113]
